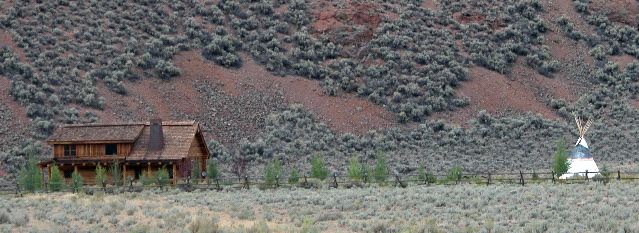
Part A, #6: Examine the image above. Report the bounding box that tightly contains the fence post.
[551,171,555,184]
[303,175,308,188]
[333,174,338,188]
[244,175,249,189]
[519,171,524,186]
[617,170,621,181]
[215,178,221,190]
[363,172,367,184]
[395,174,406,188]
[15,180,21,197]
[585,170,589,181]
[275,175,280,188]
[487,172,491,186]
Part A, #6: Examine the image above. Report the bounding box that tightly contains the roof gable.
[127,121,207,161]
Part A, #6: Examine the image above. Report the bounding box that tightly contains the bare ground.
[589,0,639,26]
[93,50,395,144]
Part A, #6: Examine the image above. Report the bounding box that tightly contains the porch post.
[123,164,127,182]
[172,163,178,185]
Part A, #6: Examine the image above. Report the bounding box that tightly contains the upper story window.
[63,145,76,157]
[105,144,118,156]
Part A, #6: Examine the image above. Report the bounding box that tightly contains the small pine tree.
[109,160,122,186]
[600,165,611,178]
[191,159,202,182]
[288,169,300,184]
[140,170,154,186]
[373,153,388,183]
[206,159,219,180]
[552,139,571,178]
[71,169,83,193]
[95,164,107,186]
[48,164,64,192]
[156,166,170,187]
[311,155,328,180]
[264,160,282,187]
[417,165,436,184]
[446,166,463,182]
[18,156,42,193]
[347,157,363,182]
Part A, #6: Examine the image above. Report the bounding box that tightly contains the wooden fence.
[2,170,638,196]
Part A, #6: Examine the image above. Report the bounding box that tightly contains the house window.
[105,144,118,156]
[63,145,76,157]
[63,170,73,178]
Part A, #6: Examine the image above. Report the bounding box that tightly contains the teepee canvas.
[560,115,599,179]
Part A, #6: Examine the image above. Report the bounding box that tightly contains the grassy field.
[0,182,637,233]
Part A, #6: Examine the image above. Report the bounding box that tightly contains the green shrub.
[206,159,219,180]
[156,166,170,187]
[264,159,282,187]
[446,166,463,182]
[347,156,364,182]
[109,160,122,186]
[417,165,437,184]
[71,169,83,193]
[288,169,300,184]
[140,171,154,186]
[191,159,202,180]
[95,164,107,186]
[155,60,181,79]
[48,164,64,192]
[374,153,388,183]
[18,156,42,192]
[552,139,571,178]
[311,155,328,180]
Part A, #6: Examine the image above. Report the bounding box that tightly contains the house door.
[134,168,142,179]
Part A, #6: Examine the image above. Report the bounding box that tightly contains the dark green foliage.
[202,34,243,68]
[156,166,170,187]
[48,165,64,192]
[552,139,571,178]
[418,165,437,184]
[155,60,181,79]
[71,169,83,193]
[18,156,42,192]
[208,141,231,161]
[140,171,153,186]
[373,153,388,183]
[191,159,202,180]
[0,140,44,177]
[206,159,219,180]
[446,166,463,182]
[264,160,282,186]
[347,156,364,182]
[109,160,122,186]
[311,155,328,180]
[288,169,300,184]
[95,164,107,186]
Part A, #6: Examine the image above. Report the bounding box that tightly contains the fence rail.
[2,170,635,196]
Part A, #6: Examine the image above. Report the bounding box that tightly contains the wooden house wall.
[53,143,132,157]
[187,135,208,172]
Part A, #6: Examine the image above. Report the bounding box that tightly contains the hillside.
[1,0,639,177]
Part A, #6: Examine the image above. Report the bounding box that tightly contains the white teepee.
[560,114,599,179]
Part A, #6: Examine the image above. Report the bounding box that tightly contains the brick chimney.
[149,119,164,151]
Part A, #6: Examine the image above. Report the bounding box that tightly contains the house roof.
[127,121,204,161]
[47,123,145,144]
[47,121,209,161]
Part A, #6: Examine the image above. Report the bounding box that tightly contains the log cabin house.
[40,119,210,184]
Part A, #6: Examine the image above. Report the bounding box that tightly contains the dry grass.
[1,182,638,232]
